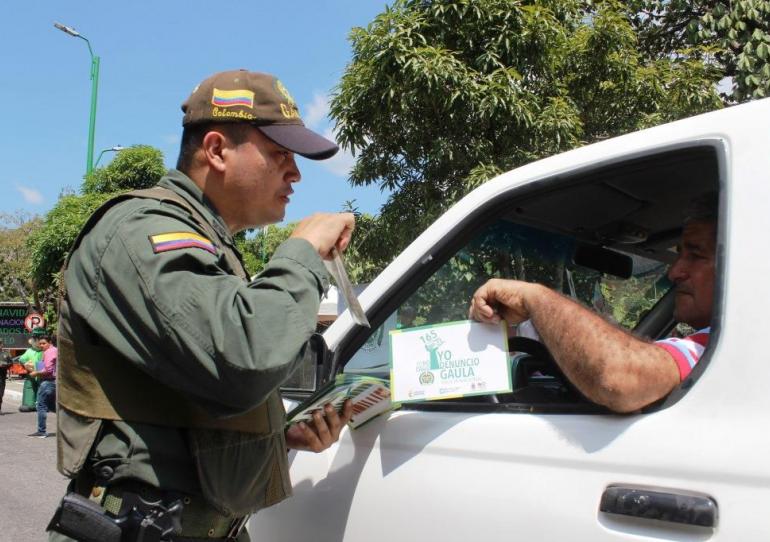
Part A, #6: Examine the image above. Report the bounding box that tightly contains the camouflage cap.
[181,69,339,160]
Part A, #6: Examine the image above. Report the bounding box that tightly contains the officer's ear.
[201,130,228,173]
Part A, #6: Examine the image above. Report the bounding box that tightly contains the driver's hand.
[469,279,534,326]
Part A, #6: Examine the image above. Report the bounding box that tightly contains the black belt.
[172,515,249,541]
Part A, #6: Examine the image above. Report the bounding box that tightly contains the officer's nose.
[286,154,301,184]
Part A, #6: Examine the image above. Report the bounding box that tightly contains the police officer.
[49,70,355,541]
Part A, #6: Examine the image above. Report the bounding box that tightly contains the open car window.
[326,144,722,412]
[343,220,671,382]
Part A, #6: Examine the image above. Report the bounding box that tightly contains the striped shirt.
[655,328,710,381]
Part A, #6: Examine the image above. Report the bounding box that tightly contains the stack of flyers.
[286,374,395,429]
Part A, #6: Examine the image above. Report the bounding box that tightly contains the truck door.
[254,101,770,541]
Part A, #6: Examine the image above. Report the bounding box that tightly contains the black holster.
[47,493,122,542]
[47,491,183,542]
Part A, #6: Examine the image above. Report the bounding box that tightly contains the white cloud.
[163,134,180,145]
[16,184,43,205]
[319,128,356,177]
[300,95,355,177]
[321,148,356,177]
[304,93,330,130]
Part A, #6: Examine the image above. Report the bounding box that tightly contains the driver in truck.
[469,193,717,413]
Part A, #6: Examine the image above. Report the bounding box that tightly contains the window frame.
[325,141,727,415]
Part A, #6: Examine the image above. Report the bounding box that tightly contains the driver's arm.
[470,279,679,413]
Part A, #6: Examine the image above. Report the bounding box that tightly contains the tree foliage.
[630,0,770,101]
[238,203,388,286]
[339,212,390,284]
[0,212,46,305]
[29,145,165,293]
[82,145,166,194]
[28,192,115,289]
[330,0,725,268]
[238,224,295,277]
[399,219,668,331]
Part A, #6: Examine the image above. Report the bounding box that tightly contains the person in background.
[19,334,44,412]
[28,335,57,437]
[470,193,717,413]
[0,339,12,415]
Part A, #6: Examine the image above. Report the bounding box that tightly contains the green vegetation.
[28,192,115,288]
[239,205,386,285]
[82,145,166,195]
[239,223,295,277]
[630,0,770,101]
[7,0,768,328]
[28,146,166,321]
[330,0,731,268]
[0,212,45,305]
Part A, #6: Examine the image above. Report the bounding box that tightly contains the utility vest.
[56,187,292,516]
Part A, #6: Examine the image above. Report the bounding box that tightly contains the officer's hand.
[285,399,353,452]
[469,279,534,326]
[290,213,355,260]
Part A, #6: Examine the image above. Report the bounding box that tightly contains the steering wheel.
[504,336,585,402]
[508,336,553,362]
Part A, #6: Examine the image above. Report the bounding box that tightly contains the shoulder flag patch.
[149,232,217,255]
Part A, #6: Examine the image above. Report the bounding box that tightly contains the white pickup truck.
[252,99,770,541]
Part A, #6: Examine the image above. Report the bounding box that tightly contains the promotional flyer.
[389,319,511,403]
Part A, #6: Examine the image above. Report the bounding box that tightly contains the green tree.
[239,224,296,277]
[0,212,50,307]
[29,145,165,295]
[238,202,387,286]
[630,0,770,101]
[337,201,391,284]
[82,145,166,194]
[340,212,389,284]
[331,0,724,263]
[28,192,115,290]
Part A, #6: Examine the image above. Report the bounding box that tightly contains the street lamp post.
[54,22,100,176]
[94,145,125,168]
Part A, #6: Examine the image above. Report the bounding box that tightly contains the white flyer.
[389,319,511,403]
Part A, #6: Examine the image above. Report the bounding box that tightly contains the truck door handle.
[600,486,717,527]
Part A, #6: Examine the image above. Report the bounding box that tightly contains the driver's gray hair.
[683,191,718,225]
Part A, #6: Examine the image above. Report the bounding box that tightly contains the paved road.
[1,378,68,542]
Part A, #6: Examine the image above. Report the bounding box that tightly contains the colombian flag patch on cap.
[149,232,217,255]
[211,88,255,108]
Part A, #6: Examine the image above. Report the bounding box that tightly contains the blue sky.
[1,1,391,225]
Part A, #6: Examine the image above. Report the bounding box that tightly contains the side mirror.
[573,244,633,279]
